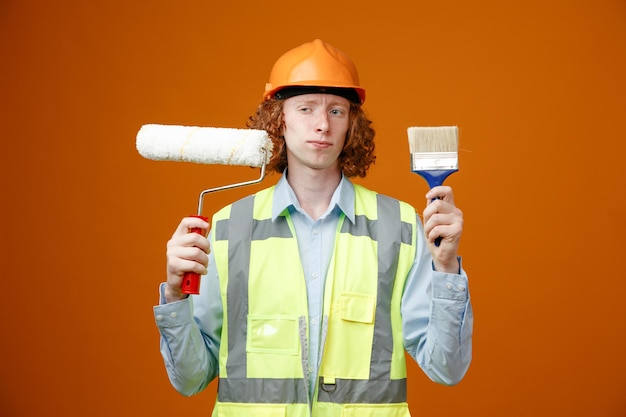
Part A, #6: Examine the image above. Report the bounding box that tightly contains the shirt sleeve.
[153,246,223,396]
[401,216,473,385]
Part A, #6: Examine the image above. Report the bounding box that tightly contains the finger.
[423,199,453,223]
[167,257,208,280]
[423,211,452,237]
[173,217,210,237]
[423,210,463,242]
[167,246,209,275]
[169,244,210,264]
[426,222,463,245]
[424,196,463,223]
[167,233,210,256]
[425,185,454,204]
[168,231,200,247]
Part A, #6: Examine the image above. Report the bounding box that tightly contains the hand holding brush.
[408,126,464,272]
[422,185,464,273]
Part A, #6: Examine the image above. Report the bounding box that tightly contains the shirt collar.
[272,170,356,223]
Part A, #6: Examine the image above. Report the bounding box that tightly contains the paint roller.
[136,123,273,294]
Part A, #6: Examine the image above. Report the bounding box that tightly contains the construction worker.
[154,39,473,416]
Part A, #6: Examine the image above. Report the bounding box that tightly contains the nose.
[315,112,329,133]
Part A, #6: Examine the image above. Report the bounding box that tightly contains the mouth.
[308,140,332,148]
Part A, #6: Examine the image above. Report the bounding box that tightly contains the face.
[281,93,350,173]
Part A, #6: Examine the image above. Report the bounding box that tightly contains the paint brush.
[407,126,459,246]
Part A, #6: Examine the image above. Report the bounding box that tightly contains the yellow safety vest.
[210,184,417,417]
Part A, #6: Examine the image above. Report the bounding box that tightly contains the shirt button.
[311,319,318,325]
[457,285,466,292]
[312,228,319,235]
[446,283,454,290]
[156,315,163,321]
[311,272,319,279]
[308,367,314,373]
[170,312,178,318]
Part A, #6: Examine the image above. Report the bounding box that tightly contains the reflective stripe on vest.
[211,185,416,406]
[214,193,310,404]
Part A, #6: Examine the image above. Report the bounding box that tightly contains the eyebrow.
[293,97,349,107]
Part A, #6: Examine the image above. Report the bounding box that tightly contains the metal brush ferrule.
[410,151,458,171]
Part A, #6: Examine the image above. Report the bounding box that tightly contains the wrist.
[433,256,461,274]
[164,283,189,303]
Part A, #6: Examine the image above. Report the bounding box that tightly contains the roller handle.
[181,215,209,295]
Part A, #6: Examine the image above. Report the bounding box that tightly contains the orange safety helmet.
[263,39,366,104]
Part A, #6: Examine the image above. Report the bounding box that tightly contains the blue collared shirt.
[154,173,473,400]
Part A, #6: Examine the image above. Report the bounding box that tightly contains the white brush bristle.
[136,124,273,167]
[407,126,458,154]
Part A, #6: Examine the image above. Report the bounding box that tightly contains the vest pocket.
[341,403,410,417]
[340,292,375,323]
[216,403,286,417]
[247,315,299,355]
[321,293,376,379]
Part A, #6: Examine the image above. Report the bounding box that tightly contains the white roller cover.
[136,124,272,167]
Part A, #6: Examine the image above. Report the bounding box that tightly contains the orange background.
[1,1,625,416]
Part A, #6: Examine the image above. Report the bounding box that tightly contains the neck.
[286,167,342,220]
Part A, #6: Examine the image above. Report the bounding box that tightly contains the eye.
[330,108,346,116]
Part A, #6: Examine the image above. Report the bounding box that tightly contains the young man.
[154,39,473,417]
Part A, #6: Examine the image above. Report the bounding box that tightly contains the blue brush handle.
[415,169,458,247]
